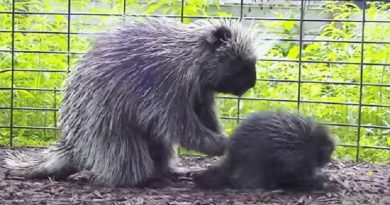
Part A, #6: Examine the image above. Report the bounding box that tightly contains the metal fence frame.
[0,0,389,162]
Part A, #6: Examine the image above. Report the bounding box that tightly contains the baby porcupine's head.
[230,111,336,170]
[270,112,336,169]
[310,124,336,167]
[195,19,258,96]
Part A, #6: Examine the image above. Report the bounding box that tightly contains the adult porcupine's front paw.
[204,134,228,156]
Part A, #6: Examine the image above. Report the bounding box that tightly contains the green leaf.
[387,136,390,146]
[287,46,299,60]
[16,90,36,100]
[304,44,321,52]
[282,21,296,32]
[145,0,167,14]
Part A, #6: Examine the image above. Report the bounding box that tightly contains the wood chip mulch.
[0,148,389,205]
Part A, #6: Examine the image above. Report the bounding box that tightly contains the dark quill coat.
[194,111,336,190]
[4,18,259,187]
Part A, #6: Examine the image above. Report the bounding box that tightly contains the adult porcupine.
[4,18,261,187]
[193,111,336,190]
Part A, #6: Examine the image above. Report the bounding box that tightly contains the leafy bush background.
[0,0,389,163]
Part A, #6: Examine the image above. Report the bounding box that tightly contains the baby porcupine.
[193,111,336,190]
[4,18,262,188]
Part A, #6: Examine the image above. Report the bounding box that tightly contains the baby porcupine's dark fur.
[193,111,336,190]
[4,18,259,187]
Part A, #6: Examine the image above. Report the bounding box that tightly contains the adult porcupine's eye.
[209,26,232,48]
[213,26,232,41]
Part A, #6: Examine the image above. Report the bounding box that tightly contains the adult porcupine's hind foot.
[87,135,156,188]
[136,176,175,189]
[136,167,192,188]
[192,166,229,189]
[147,142,185,185]
[157,165,193,185]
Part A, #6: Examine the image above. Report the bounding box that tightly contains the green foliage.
[0,0,389,163]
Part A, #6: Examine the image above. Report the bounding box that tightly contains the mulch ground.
[0,148,389,205]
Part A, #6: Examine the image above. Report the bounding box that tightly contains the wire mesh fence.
[0,0,389,163]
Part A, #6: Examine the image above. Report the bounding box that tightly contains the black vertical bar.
[240,0,244,20]
[237,97,241,124]
[356,0,366,162]
[178,0,185,155]
[236,0,244,125]
[67,0,71,74]
[297,0,305,112]
[180,0,184,23]
[54,87,57,139]
[122,0,126,25]
[9,0,15,146]
[123,0,126,15]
